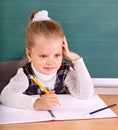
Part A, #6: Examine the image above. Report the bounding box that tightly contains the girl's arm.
[0,68,39,109]
[63,36,94,99]
[0,68,59,110]
[65,58,94,99]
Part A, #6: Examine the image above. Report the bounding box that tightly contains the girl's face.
[26,36,63,75]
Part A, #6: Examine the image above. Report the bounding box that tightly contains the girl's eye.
[40,55,47,58]
[55,54,61,57]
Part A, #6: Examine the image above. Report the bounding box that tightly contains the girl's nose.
[46,57,54,65]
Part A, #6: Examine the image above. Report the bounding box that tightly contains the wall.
[1,0,118,78]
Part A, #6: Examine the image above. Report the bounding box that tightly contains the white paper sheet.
[0,95,117,124]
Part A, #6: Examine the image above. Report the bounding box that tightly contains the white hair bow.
[32,10,51,22]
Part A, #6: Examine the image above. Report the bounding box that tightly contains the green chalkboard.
[1,0,118,78]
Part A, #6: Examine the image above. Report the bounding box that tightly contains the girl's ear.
[25,48,32,61]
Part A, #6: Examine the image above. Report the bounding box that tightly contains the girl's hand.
[33,91,59,110]
[62,36,80,61]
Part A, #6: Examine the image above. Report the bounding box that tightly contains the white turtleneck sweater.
[0,58,94,110]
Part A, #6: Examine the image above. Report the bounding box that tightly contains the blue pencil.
[89,103,117,115]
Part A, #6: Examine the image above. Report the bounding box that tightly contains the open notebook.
[0,94,117,124]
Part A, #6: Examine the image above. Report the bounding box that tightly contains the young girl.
[0,10,94,110]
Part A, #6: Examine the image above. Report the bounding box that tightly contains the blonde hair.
[26,11,64,50]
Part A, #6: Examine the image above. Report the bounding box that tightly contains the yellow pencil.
[32,77,50,94]
[30,75,61,105]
